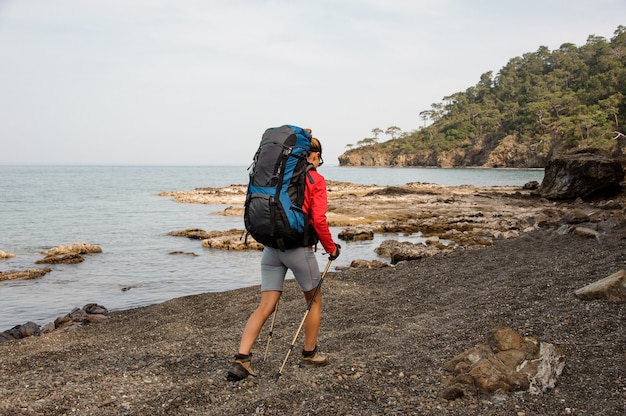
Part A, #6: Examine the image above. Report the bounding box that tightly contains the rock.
[18,322,40,338]
[54,304,110,330]
[216,206,244,216]
[40,242,102,256]
[563,209,590,224]
[523,181,539,190]
[375,240,449,264]
[68,308,88,323]
[390,245,440,264]
[40,322,55,333]
[442,326,564,398]
[574,270,626,302]
[36,242,102,264]
[1,304,110,344]
[159,185,247,205]
[572,226,600,239]
[518,341,566,394]
[201,229,263,251]
[86,314,109,323]
[0,268,52,281]
[539,151,625,199]
[54,315,71,328]
[341,259,391,269]
[0,249,16,259]
[168,228,214,240]
[0,332,15,343]
[374,219,422,234]
[338,226,374,241]
[486,326,528,352]
[596,199,623,210]
[83,303,108,315]
[1,322,41,343]
[171,228,263,250]
[6,326,22,339]
[366,186,419,196]
[374,240,408,258]
[467,355,530,393]
[35,253,85,264]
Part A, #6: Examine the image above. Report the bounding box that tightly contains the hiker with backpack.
[227,126,341,381]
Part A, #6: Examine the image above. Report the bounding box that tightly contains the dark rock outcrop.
[0,304,109,344]
[539,151,624,199]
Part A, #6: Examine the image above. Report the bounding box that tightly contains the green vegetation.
[344,26,626,167]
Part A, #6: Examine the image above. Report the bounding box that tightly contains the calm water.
[0,165,544,330]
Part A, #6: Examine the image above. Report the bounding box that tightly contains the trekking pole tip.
[274,372,282,383]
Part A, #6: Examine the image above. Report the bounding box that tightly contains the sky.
[0,1,624,166]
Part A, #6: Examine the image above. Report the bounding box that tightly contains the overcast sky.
[0,0,624,166]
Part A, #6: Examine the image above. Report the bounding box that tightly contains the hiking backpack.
[244,125,318,251]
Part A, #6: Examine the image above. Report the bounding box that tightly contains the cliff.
[338,134,548,168]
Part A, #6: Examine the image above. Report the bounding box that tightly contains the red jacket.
[303,169,336,254]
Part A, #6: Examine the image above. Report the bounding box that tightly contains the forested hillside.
[339,26,626,168]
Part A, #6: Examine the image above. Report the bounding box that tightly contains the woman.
[227,136,341,381]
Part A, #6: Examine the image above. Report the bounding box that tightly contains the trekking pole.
[274,258,333,382]
[263,296,280,362]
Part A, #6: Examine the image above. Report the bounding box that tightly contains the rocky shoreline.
[160,180,625,264]
[1,180,625,415]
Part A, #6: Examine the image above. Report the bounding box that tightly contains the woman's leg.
[303,287,322,352]
[279,247,323,352]
[238,290,281,355]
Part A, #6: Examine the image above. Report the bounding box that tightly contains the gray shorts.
[261,246,321,292]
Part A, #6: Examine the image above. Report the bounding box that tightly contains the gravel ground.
[1,225,625,415]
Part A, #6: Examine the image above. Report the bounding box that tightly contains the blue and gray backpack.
[244,125,318,251]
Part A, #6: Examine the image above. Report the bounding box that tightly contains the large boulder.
[539,151,624,199]
[441,326,565,399]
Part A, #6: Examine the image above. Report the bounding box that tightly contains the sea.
[0,165,544,330]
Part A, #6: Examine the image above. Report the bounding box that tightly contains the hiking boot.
[300,346,328,368]
[226,353,257,381]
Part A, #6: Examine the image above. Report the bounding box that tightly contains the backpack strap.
[306,164,316,185]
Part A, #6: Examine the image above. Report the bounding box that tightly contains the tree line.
[345,126,403,150]
[345,25,626,164]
